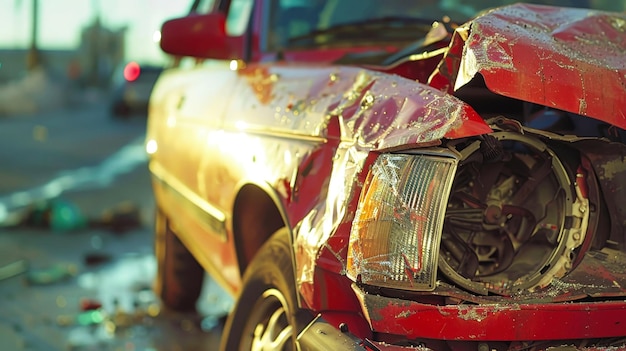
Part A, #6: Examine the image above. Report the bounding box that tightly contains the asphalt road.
[0,98,229,351]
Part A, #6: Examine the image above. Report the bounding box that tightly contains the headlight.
[346,152,458,291]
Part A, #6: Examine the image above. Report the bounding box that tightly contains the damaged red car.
[145,0,626,350]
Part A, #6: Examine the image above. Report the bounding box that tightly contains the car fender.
[219,63,491,313]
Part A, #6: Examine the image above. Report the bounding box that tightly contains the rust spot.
[360,91,375,110]
[329,72,339,85]
[395,310,413,319]
[610,17,626,32]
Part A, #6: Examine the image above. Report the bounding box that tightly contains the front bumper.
[353,285,626,341]
[297,284,626,350]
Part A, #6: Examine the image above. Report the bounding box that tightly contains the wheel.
[220,228,299,351]
[154,208,204,311]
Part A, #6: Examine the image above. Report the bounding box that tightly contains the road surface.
[0,98,231,351]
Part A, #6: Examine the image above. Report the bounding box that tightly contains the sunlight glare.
[146,139,158,155]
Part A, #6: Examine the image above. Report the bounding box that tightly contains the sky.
[0,0,191,64]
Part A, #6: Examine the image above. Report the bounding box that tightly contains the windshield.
[267,0,625,50]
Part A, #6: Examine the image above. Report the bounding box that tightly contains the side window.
[267,0,323,51]
[226,0,254,36]
[190,0,216,13]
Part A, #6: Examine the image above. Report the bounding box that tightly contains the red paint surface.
[362,294,626,341]
[432,4,626,128]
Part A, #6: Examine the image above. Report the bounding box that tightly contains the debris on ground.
[79,298,103,311]
[83,252,113,266]
[25,263,78,285]
[91,201,142,233]
[22,198,88,232]
[0,259,28,281]
[14,198,142,234]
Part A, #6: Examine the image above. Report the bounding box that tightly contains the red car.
[146,0,626,350]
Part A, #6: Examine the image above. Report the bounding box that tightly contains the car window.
[266,0,476,51]
[266,0,323,50]
[189,0,216,13]
[227,0,254,36]
[266,0,626,51]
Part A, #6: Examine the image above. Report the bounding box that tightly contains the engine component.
[439,129,589,295]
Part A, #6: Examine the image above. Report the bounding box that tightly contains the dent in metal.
[233,66,490,296]
[432,3,626,128]
[325,70,490,150]
[353,283,626,341]
[295,141,369,287]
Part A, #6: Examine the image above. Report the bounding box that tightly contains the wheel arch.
[232,181,292,277]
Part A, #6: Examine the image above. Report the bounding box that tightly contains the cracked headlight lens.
[347,153,457,291]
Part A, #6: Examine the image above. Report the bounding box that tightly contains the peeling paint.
[360,91,376,110]
[394,310,413,319]
[599,158,626,179]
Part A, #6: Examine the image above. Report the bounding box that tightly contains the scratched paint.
[433,3,626,127]
[226,65,490,295]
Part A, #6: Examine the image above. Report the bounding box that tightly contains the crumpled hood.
[430,3,626,129]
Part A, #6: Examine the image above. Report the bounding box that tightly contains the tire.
[154,208,204,311]
[220,227,299,351]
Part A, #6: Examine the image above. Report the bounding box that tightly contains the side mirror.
[160,12,243,60]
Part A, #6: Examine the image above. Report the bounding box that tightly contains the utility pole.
[27,0,40,70]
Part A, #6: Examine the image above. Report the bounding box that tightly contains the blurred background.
[2,1,625,350]
[0,1,229,350]
[0,0,185,78]
[0,0,190,114]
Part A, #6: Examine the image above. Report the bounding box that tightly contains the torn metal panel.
[236,65,491,151]
[294,139,370,307]
[573,140,626,250]
[417,247,626,305]
[431,3,626,128]
[326,70,491,149]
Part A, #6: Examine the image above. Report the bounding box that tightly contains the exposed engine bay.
[439,113,626,297]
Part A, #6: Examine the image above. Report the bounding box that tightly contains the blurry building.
[0,18,126,89]
[80,17,126,88]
